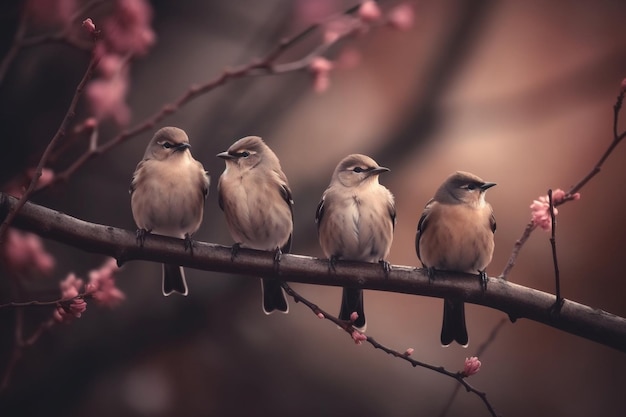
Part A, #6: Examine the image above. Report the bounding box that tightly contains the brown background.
[1,0,626,416]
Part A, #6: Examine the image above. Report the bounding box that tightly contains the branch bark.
[2,192,625,352]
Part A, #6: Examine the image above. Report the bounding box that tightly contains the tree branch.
[1,192,625,353]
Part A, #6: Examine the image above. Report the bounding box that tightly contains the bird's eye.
[241,151,250,158]
[353,167,364,173]
[162,142,173,149]
[466,183,476,191]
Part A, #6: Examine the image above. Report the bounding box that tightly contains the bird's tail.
[261,278,289,314]
[162,264,188,296]
[339,287,366,331]
[441,299,468,346]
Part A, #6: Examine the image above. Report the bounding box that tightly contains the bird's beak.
[175,143,191,151]
[481,182,497,191]
[370,166,390,176]
[216,151,235,160]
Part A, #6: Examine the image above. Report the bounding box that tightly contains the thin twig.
[0,312,56,391]
[281,282,500,417]
[548,189,561,306]
[0,299,63,308]
[499,221,535,279]
[439,318,508,417]
[0,32,101,240]
[43,3,370,188]
[0,0,107,87]
[500,88,626,279]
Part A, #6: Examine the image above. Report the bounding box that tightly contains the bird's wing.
[278,181,294,253]
[415,198,435,262]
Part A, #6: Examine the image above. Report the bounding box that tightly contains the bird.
[130,126,210,296]
[217,136,293,314]
[415,171,496,347]
[316,154,395,331]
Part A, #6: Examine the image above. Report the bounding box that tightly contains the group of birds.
[130,126,496,347]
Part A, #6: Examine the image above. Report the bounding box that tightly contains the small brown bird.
[217,136,293,314]
[130,127,209,296]
[316,154,396,331]
[415,171,496,346]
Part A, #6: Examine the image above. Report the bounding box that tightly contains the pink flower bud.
[551,188,566,203]
[349,311,359,323]
[388,3,415,31]
[358,1,382,23]
[309,57,334,93]
[351,330,367,345]
[621,78,626,92]
[82,18,96,34]
[462,356,481,377]
[317,312,325,319]
[404,348,414,356]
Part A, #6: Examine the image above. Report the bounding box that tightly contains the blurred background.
[1,0,626,416]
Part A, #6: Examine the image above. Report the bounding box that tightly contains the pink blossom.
[102,0,156,56]
[462,356,481,377]
[404,348,414,356]
[349,311,359,323]
[309,57,334,93]
[86,69,131,126]
[621,78,626,92]
[85,258,125,307]
[530,188,580,231]
[4,229,55,276]
[54,298,87,322]
[358,1,382,23]
[25,0,76,28]
[387,3,415,31]
[82,18,96,35]
[530,195,555,231]
[4,168,55,198]
[317,312,325,319]
[351,330,367,345]
[59,273,83,300]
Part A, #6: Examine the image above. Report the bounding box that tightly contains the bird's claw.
[230,243,241,262]
[328,255,339,273]
[479,270,488,291]
[425,266,436,283]
[184,233,194,254]
[136,228,149,247]
[273,247,282,272]
[379,259,392,277]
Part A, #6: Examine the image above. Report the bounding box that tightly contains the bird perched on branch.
[416,171,496,346]
[316,154,396,331]
[217,136,293,314]
[130,126,210,296]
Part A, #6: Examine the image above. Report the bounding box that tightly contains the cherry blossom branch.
[0,29,101,241]
[43,2,412,188]
[548,189,563,311]
[2,192,625,352]
[281,282,499,417]
[500,87,626,279]
[438,318,508,417]
[0,310,56,391]
[0,0,107,86]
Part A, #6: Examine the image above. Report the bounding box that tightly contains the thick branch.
[2,192,625,352]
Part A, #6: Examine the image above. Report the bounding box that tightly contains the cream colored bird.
[415,171,496,346]
[130,126,209,296]
[316,154,396,331]
[217,136,293,314]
